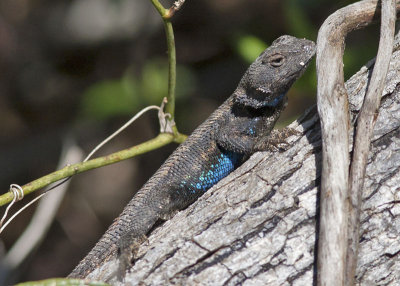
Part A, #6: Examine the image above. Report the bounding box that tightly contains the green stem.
[0,133,185,207]
[149,0,177,121]
[163,19,176,120]
[149,0,167,17]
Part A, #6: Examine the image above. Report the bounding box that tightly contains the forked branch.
[316,0,398,285]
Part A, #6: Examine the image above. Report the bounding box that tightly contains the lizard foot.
[255,127,301,152]
[117,233,147,281]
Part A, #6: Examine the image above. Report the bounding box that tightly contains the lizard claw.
[255,127,302,152]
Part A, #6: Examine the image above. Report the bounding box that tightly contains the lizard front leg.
[216,130,256,154]
[215,111,263,154]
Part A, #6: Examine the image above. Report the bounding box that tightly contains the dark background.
[0,0,380,282]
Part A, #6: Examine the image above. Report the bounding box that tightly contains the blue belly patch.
[180,152,243,194]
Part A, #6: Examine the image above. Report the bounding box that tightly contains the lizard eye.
[269,54,285,67]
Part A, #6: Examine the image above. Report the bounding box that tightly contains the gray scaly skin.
[69,35,316,279]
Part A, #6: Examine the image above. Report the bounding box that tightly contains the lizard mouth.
[235,86,286,109]
[253,87,286,107]
[256,87,270,95]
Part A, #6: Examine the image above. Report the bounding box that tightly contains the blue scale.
[265,93,285,107]
[180,152,243,194]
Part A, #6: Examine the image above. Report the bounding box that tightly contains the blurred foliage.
[283,0,317,39]
[343,30,379,80]
[80,59,196,120]
[235,35,268,64]
[80,73,139,119]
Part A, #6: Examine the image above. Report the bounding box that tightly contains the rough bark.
[83,34,400,286]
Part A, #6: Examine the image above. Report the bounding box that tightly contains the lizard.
[69,35,316,280]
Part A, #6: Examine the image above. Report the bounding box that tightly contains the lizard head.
[235,35,315,109]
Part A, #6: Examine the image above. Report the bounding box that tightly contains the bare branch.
[316,0,399,285]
